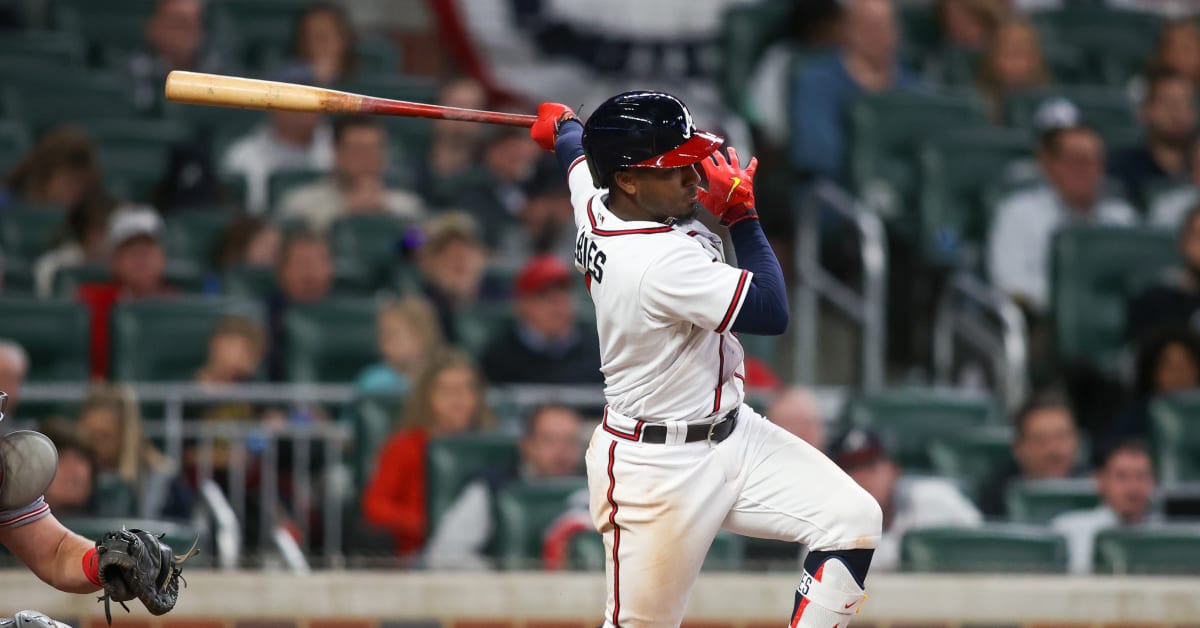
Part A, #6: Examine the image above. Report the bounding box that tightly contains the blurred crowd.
[0,0,1199,573]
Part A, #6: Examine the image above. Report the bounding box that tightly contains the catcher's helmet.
[582,91,723,187]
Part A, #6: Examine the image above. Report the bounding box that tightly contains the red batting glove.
[696,147,759,227]
[530,102,578,152]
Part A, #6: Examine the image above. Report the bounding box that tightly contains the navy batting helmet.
[581,91,723,187]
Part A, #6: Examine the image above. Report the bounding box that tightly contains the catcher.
[0,392,196,625]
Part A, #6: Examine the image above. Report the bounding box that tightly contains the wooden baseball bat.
[164,70,537,127]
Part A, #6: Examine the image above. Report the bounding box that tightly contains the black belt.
[639,409,739,444]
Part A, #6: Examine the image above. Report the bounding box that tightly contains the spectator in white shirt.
[221,66,334,214]
[1150,136,1200,228]
[1051,440,1158,575]
[279,115,424,232]
[424,405,584,570]
[988,121,1138,314]
[830,427,982,572]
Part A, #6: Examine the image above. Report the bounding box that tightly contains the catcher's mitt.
[95,529,199,624]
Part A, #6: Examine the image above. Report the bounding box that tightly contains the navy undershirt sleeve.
[729,218,789,336]
[554,120,586,176]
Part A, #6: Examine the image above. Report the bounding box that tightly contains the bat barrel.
[165,70,364,113]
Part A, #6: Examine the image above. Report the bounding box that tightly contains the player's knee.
[813,486,882,550]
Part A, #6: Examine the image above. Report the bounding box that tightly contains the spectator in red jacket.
[79,208,176,378]
[361,350,493,557]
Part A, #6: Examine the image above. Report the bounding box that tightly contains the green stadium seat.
[900,525,1068,573]
[329,214,413,285]
[52,264,111,298]
[211,0,307,69]
[88,118,190,170]
[1006,478,1100,525]
[0,31,87,66]
[109,297,263,382]
[848,89,989,223]
[0,120,32,176]
[1093,526,1200,575]
[340,392,405,488]
[2,69,135,133]
[60,517,208,566]
[221,264,275,299]
[55,1,159,59]
[844,388,1000,470]
[2,262,34,296]
[0,298,89,381]
[1031,8,1162,86]
[164,210,232,269]
[917,127,1033,266]
[492,477,589,569]
[0,117,31,165]
[567,530,746,572]
[1050,226,1177,372]
[426,433,519,533]
[716,0,796,118]
[1150,393,1200,484]
[283,299,378,382]
[928,426,1015,501]
[455,302,515,358]
[0,205,66,264]
[1004,86,1136,139]
[92,475,138,517]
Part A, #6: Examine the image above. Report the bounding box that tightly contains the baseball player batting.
[0,392,195,625]
[529,93,882,627]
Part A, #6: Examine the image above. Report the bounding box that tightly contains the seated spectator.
[417,78,488,207]
[1150,136,1200,227]
[4,126,102,209]
[79,208,176,379]
[221,66,334,214]
[979,391,1084,517]
[33,193,118,298]
[0,340,28,418]
[1109,71,1197,208]
[76,385,193,520]
[356,296,444,394]
[216,216,281,272]
[362,351,493,557]
[40,425,99,518]
[988,120,1137,315]
[830,428,982,572]
[1105,327,1200,448]
[791,0,920,181]
[767,387,826,450]
[196,316,267,387]
[128,0,224,113]
[975,19,1050,124]
[481,256,602,385]
[1126,206,1200,342]
[417,213,486,344]
[1051,440,1158,575]
[496,177,576,263]
[266,230,334,380]
[1138,19,1200,97]
[455,126,547,248]
[289,2,357,86]
[425,405,584,569]
[279,115,424,232]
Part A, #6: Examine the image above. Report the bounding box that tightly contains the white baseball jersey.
[567,156,750,423]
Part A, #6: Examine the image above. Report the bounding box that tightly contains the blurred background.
[2,0,1200,624]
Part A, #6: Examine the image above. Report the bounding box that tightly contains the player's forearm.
[729,219,789,335]
[554,120,585,175]
[50,530,100,593]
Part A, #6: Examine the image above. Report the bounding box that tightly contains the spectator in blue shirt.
[791,0,920,181]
